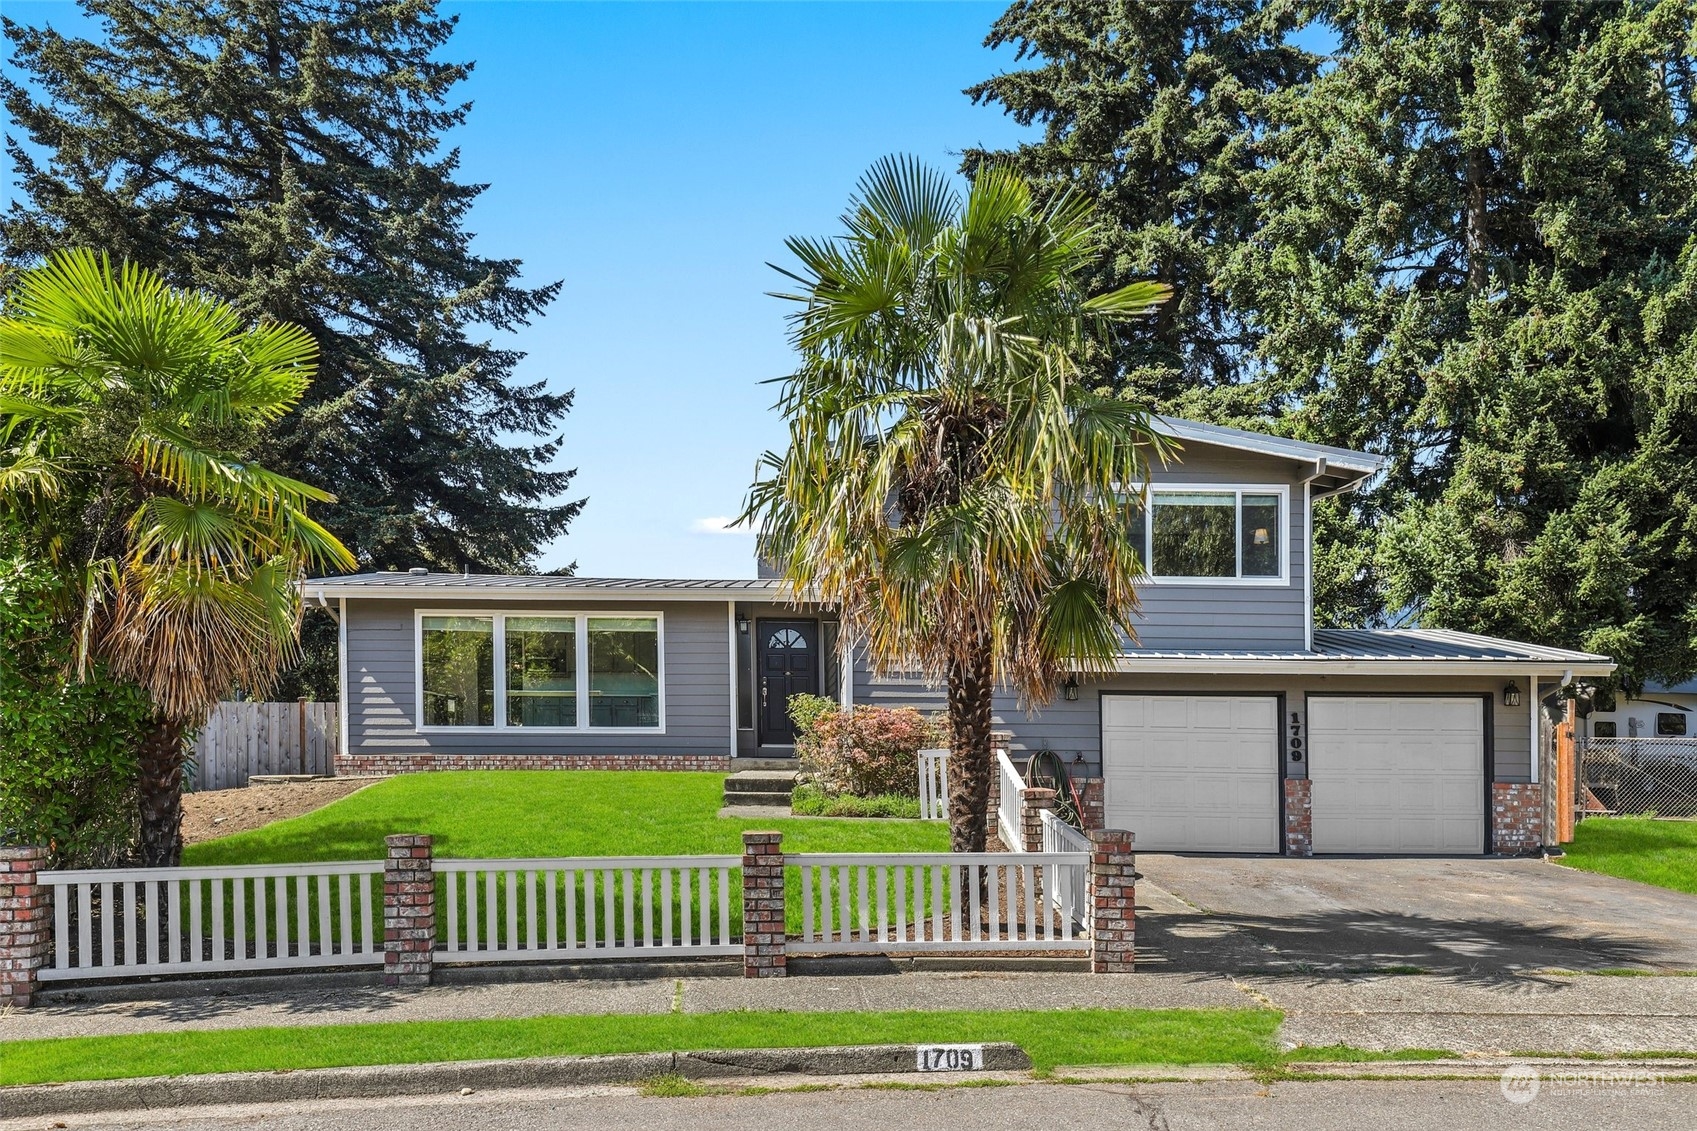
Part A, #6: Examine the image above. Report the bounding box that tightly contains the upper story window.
[1128,486,1287,583]
[418,611,663,731]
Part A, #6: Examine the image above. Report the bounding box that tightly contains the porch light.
[736,613,749,634]
[1062,675,1079,702]
[1503,681,1521,707]
[1252,527,1271,545]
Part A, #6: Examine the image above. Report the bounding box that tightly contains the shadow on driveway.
[1133,854,1697,978]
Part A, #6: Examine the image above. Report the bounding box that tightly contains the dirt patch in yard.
[182,778,384,845]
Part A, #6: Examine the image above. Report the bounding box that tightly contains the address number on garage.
[916,1044,985,1071]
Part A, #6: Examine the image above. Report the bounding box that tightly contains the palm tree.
[0,250,355,865]
[743,158,1173,852]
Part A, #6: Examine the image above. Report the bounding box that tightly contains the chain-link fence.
[1579,738,1697,820]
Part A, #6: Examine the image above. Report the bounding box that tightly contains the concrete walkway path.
[6,969,1695,1056]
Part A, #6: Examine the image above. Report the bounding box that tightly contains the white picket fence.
[790,852,1089,952]
[996,748,1026,849]
[436,856,742,961]
[192,701,340,791]
[918,748,949,820]
[39,860,386,981]
[1040,810,1091,926]
[37,848,1095,985]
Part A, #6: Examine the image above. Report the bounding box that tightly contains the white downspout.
[1528,671,1538,785]
[1298,458,1328,653]
[839,627,853,711]
[727,601,739,759]
[337,597,349,763]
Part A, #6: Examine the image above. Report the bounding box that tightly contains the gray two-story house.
[304,418,1613,857]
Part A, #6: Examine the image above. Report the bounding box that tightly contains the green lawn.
[0,1008,1281,1085]
[187,771,948,864]
[1557,817,1697,895]
[183,771,950,939]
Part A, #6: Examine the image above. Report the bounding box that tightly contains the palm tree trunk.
[137,714,190,867]
[945,643,995,854]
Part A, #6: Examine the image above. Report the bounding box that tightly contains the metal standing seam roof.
[303,573,792,599]
[1109,628,1613,672]
[308,573,784,590]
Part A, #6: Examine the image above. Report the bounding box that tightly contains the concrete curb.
[0,1043,1032,1118]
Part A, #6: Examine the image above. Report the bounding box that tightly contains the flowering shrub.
[790,695,945,798]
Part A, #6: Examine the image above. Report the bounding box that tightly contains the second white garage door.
[1102,694,1280,852]
[1307,696,1485,855]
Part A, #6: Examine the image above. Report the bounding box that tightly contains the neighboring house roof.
[305,572,789,602]
[1112,627,1614,676]
[1151,416,1383,496]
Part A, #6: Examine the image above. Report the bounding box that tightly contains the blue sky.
[4,0,1035,578]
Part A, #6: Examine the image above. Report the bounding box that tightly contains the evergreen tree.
[965,0,1319,403]
[970,0,1697,689]
[3,0,582,581]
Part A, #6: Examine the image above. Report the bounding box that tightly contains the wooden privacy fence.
[191,701,340,791]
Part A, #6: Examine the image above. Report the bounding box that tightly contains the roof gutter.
[303,582,804,603]
[1109,657,1615,677]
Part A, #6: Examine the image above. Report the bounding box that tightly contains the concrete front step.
[725,771,800,793]
[722,767,799,815]
[724,791,794,807]
[733,757,800,772]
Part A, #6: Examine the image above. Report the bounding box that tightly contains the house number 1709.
[916,1045,985,1071]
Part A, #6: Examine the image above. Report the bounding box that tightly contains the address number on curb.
[916,1045,986,1072]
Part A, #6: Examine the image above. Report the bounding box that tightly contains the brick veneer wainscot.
[1284,778,1314,857]
[383,834,435,987]
[0,846,50,1008]
[338,752,732,776]
[1087,828,1135,973]
[1492,783,1543,855]
[741,831,786,978]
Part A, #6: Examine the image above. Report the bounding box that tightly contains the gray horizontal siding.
[1131,447,1307,651]
[850,670,1535,784]
[344,597,733,757]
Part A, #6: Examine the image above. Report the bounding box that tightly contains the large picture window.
[506,616,576,727]
[417,612,663,730]
[421,616,494,727]
[1128,486,1286,582]
[588,617,661,727]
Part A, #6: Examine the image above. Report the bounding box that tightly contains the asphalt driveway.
[1133,854,1697,975]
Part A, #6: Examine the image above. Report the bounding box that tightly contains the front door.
[757,619,819,746]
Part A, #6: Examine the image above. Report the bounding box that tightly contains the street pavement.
[7,1078,1695,1131]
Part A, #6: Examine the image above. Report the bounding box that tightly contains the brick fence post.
[383,834,435,987]
[1021,787,1056,854]
[0,847,51,1009]
[741,830,786,978]
[1088,828,1135,974]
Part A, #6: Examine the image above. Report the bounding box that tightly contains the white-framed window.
[416,610,664,732]
[1126,484,1290,584]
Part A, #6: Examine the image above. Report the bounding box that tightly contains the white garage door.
[1102,695,1280,852]
[1307,697,1485,855]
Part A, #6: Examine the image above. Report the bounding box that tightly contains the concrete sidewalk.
[6,969,1696,1056]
